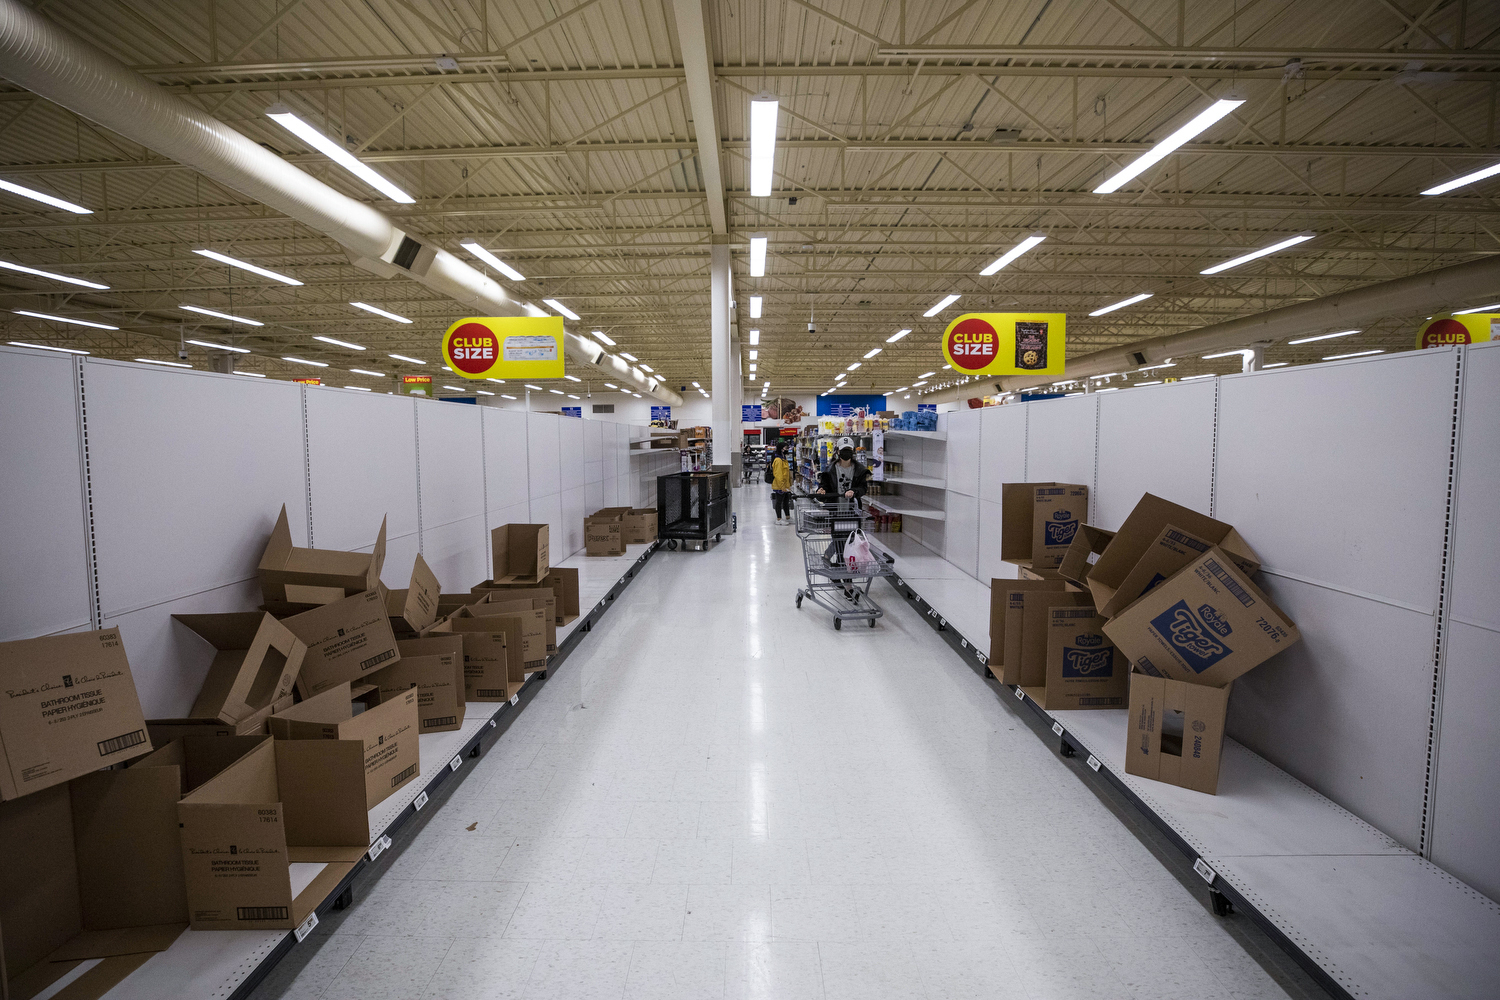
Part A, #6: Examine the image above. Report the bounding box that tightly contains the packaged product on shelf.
[268,681,420,808]
[1124,670,1232,794]
[1041,607,1126,710]
[1000,482,1090,574]
[488,523,550,585]
[279,589,401,699]
[0,629,152,802]
[371,635,467,733]
[382,553,441,637]
[1103,546,1300,688]
[256,504,386,605]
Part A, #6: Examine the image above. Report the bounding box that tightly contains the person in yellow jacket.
[769,446,794,524]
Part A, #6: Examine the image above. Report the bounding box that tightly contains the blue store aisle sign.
[651,405,671,421]
[918,403,937,412]
[562,406,582,417]
[742,404,762,421]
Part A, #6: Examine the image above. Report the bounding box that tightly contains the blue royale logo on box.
[1151,600,1233,672]
[1044,509,1079,547]
[1062,644,1114,678]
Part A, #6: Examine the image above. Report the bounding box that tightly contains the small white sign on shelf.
[1193,858,1218,885]
[294,912,318,942]
[413,791,429,812]
[449,755,462,772]
[1051,722,1064,737]
[1087,755,1101,772]
[1015,687,1025,701]
[367,834,393,862]
[510,694,520,706]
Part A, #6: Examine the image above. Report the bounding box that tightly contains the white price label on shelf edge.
[294,912,318,942]
[449,755,462,772]
[412,791,429,812]
[510,694,520,706]
[977,652,987,665]
[1015,687,1025,700]
[489,719,497,728]
[367,835,392,862]
[1087,755,1101,772]
[960,639,968,649]
[1051,721,1064,737]
[1193,858,1217,885]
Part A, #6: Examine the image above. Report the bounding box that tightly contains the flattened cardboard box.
[1084,493,1261,613]
[623,508,658,544]
[1057,524,1115,591]
[282,589,401,698]
[491,523,549,585]
[1042,607,1126,710]
[1103,546,1299,689]
[1000,482,1089,572]
[372,636,466,733]
[176,738,369,931]
[0,629,151,802]
[257,504,387,605]
[1124,669,1232,794]
[474,589,556,652]
[474,567,580,625]
[382,552,441,635]
[457,600,548,672]
[425,615,523,701]
[988,579,1065,663]
[268,682,420,809]
[1013,590,1094,692]
[173,612,306,725]
[585,517,625,556]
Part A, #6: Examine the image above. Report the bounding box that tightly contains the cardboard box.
[592,507,631,519]
[268,682,420,809]
[1084,493,1261,613]
[425,615,522,701]
[1013,591,1095,692]
[1057,525,1116,590]
[1124,669,1232,794]
[147,693,294,746]
[257,504,387,605]
[623,509,658,544]
[371,636,466,733]
[1042,607,1126,710]
[585,515,625,556]
[0,629,151,802]
[1100,524,1247,620]
[473,589,556,652]
[491,523,549,585]
[281,590,401,699]
[437,591,485,618]
[1103,547,1300,688]
[175,737,369,931]
[457,599,548,672]
[383,553,441,636]
[1001,482,1089,572]
[474,566,579,624]
[988,579,1066,663]
[172,612,306,725]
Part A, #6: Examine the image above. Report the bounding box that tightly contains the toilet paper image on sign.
[941,313,1066,376]
[442,316,564,379]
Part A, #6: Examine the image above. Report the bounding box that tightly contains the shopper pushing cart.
[793,437,894,629]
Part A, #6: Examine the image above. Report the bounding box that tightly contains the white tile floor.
[259,486,1296,1000]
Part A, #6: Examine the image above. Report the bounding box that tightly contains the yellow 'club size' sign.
[941,313,1066,377]
[1415,313,1496,349]
[442,316,565,379]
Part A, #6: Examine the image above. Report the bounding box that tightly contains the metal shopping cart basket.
[793,499,896,630]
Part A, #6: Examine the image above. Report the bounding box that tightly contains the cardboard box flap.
[258,505,387,603]
[283,590,401,699]
[385,554,440,633]
[48,923,186,962]
[1090,493,1246,591]
[177,738,279,807]
[988,578,1066,661]
[490,524,549,584]
[268,683,355,730]
[274,740,370,847]
[176,612,306,725]
[1057,525,1115,589]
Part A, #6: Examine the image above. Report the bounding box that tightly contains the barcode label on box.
[449,755,462,772]
[1015,687,1025,700]
[476,689,506,698]
[360,648,397,671]
[1086,755,1101,771]
[1203,557,1255,608]
[237,906,289,922]
[97,728,146,757]
[412,791,429,811]
[367,835,392,862]
[1051,722,1064,736]
[391,763,418,787]
[423,716,457,728]
[1193,858,1217,885]
[294,912,318,942]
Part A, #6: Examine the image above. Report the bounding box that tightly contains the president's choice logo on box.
[1044,509,1079,547]
[1152,599,1234,671]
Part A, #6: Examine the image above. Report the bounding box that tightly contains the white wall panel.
[531,493,564,560]
[585,418,603,463]
[417,398,485,528]
[945,411,980,497]
[1449,341,1500,632]
[561,486,586,557]
[945,492,979,579]
[978,404,1027,499]
[1430,620,1500,902]
[85,362,306,617]
[1228,576,1436,850]
[1096,381,1216,530]
[976,499,1018,586]
[560,415,585,492]
[586,480,605,514]
[1216,353,1454,610]
[528,412,562,499]
[482,406,530,513]
[1023,395,1097,510]
[420,514,488,594]
[0,347,91,640]
[305,389,417,585]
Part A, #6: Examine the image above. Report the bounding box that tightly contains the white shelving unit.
[866,495,947,520]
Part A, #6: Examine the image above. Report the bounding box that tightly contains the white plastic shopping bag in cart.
[845,530,876,573]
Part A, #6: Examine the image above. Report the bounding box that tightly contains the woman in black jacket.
[816,442,869,501]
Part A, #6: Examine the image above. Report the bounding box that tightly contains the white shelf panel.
[882,429,946,441]
[866,496,946,520]
[880,474,946,489]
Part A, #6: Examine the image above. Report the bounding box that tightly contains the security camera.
[178,347,190,360]
[807,322,817,334]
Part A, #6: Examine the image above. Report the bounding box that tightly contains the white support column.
[729,298,743,487]
[711,236,733,472]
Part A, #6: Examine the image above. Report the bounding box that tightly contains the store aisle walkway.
[261,486,1297,1000]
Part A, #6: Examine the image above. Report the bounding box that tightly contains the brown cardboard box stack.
[584,508,627,556]
[989,489,1302,794]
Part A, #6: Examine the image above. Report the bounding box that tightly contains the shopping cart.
[793,499,896,630]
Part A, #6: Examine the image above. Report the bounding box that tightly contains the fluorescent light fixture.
[476,389,495,395]
[525,383,543,390]
[1201,231,1316,275]
[0,177,91,213]
[894,386,908,392]
[8,341,89,354]
[350,301,411,323]
[748,350,759,360]
[864,348,882,359]
[193,249,302,285]
[548,388,564,395]
[1323,349,1385,360]
[389,353,426,364]
[486,377,505,383]
[1092,372,1122,379]
[1263,362,1289,368]
[1137,362,1176,371]
[0,258,108,289]
[749,330,760,345]
[349,368,386,377]
[1089,292,1153,317]
[1454,302,1500,315]
[633,392,642,398]
[591,330,616,345]
[282,356,328,367]
[265,104,414,202]
[1182,374,1216,381]
[1202,349,1255,360]
[459,240,525,280]
[1287,330,1358,345]
[501,394,517,399]
[543,298,580,321]
[942,364,952,369]
[1135,380,1162,386]
[180,304,262,326]
[887,329,911,342]
[314,335,366,350]
[847,362,861,371]
[749,94,780,196]
[639,364,653,373]
[234,371,266,377]
[1094,98,1244,194]
[749,296,763,318]
[691,381,700,387]
[1421,161,1500,196]
[443,385,465,391]
[187,338,249,353]
[343,385,372,391]
[567,393,580,399]
[604,382,618,389]
[919,371,936,378]
[748,235,767,277]
[1096,387,1120,392]
[912,380,927,387]
[749,364,758,372]
[559,374,579,382]
[135,358,192,368]
[979,232,1045,275]
[620,353,638,362]
[923,294,960,317]
[522,302,548,317]
[12,309,117,330]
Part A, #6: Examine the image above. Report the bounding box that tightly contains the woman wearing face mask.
[816,437,869,504]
